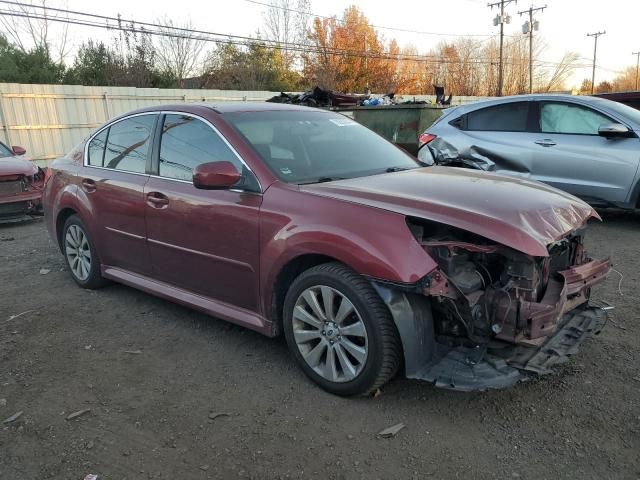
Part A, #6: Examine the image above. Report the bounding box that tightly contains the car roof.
[123,102,324,116]
[209,102,321,113]
[104,102,330,125]
[449,93,630,116]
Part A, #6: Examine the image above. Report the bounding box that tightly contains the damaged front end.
[0,169,45,222]
[375,218,612,392]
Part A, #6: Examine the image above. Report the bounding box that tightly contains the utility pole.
[489,0,517,97]
[518,4,546,94]
[633,51,640,91]
[587,31,606,95]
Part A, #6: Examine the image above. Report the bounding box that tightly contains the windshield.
[223,110,420,183]
[591,97,640,126]
[0,142,13,158]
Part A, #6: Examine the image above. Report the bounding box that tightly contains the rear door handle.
[534,139,557,147]
[81,178,96,192]
[146,192,169,209]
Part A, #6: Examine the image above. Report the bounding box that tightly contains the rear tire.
[62,214,108,289]
[283,262,402,396]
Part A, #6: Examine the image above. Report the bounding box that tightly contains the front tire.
[283,263,402,396]
[62,214,108,289]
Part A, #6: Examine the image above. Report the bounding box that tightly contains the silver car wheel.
[292,285,368,383]
[65,224,92,281]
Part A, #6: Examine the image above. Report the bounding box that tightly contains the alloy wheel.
[292,285,368,383]
[65,224,92,281]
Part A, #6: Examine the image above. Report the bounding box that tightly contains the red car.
[0,142,44,221]
[43,103,611,395]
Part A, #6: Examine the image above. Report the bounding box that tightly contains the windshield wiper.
[298,176,345,185]
[384,166,412,173]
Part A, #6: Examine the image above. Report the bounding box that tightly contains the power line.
[243,0,502,38]
[587,30,606,94]
[0,8,501,66]
[0,0,586,71]
[0,0,500,64]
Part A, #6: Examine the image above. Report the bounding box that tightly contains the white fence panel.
[0,83,487,166]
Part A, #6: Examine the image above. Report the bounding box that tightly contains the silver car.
[419,94,640,209]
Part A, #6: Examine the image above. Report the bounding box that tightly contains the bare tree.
[0,0,71,62]
[540,52,580,92]
[154,17,207,86]
[262,0,311,70]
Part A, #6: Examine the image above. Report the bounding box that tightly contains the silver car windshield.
[591,98,640,126]
[0,142,13,158]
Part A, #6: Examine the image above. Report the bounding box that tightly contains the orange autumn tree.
[304,6,400,93]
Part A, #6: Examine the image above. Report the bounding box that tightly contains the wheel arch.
[269,253,338,336]
[55,207,78,251]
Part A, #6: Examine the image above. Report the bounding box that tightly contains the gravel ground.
[0,214,638,480]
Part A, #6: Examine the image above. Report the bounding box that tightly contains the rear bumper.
[409,305,607,392]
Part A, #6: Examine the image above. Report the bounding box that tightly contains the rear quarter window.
[87,129,107,166]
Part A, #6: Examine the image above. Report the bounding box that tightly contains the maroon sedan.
[43,103,611,395]
[0,142,44,221]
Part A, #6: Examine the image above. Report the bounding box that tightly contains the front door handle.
[534,139,557,147]
[81,178,96,193]
[146,192,169,209]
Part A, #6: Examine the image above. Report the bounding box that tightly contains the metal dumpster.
[335,104,446,156]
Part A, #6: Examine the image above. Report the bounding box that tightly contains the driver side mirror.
[193,161,241,190]
[598,123,632,139]
[417,143,435,166]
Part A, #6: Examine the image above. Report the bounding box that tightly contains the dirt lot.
[0,214,639,480]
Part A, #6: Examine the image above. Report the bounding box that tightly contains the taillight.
[418,133,437,147]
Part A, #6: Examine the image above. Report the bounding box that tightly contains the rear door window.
[159,114,242,181]
[465,102,530,132]
[103,114,157,173]
[540,102,613,135]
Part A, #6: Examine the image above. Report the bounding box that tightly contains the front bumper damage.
[411,306,606,391]
[373,256,612,392]
[0,176,44,222]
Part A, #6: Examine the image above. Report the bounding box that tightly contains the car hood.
[0,156,38,177]
[301,167,597,257]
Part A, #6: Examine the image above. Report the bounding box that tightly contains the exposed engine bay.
[411,217,591,345]
[375,217,612,391]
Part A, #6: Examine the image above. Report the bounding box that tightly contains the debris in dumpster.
[377,422,405,438]
[66,408,91,420]
[434,85,453,105]
[3,411,23,423]
[267,86,368,108]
